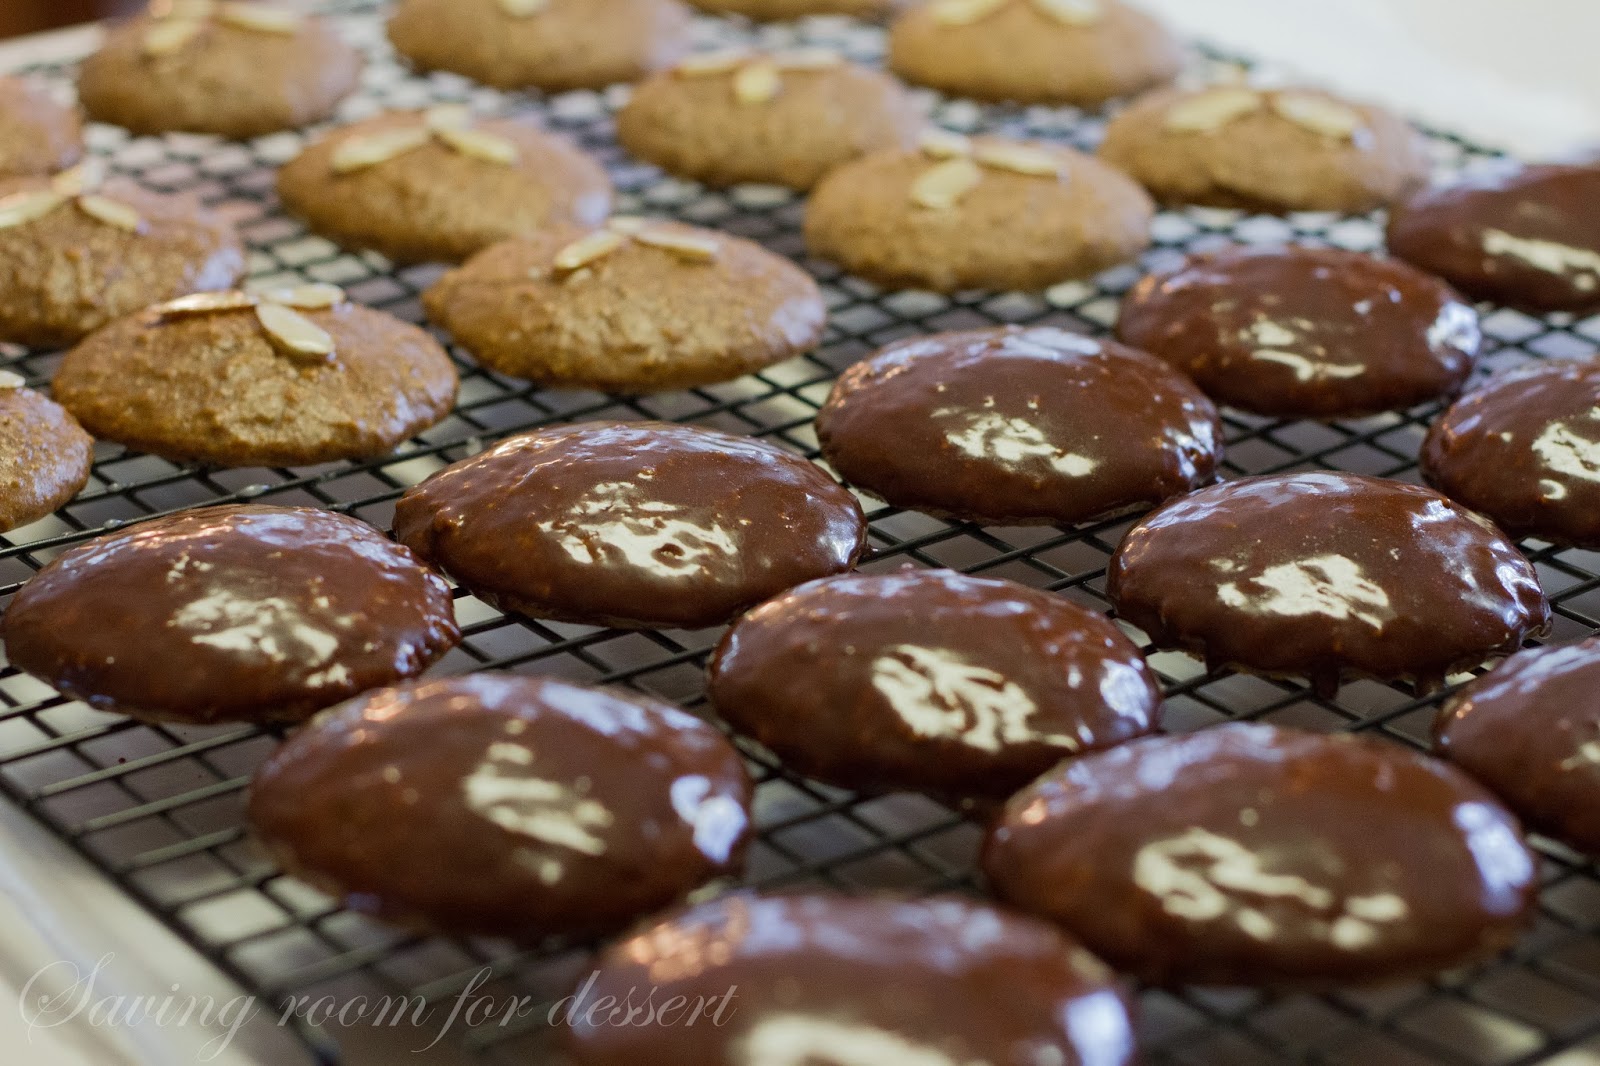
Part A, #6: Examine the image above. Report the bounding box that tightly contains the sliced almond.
[143,17,205,56]
[157,291,259,317]
[155,0,218,17]
[77,195,145,232]
[552,230,626,272]
[330,127,431,174]
[424,104,473,132]
[1272,92,1364,140]
[919,128,973,160]
[931,0,1008,25]
[436,125,519,166]
[633,227,719,262]
[257,302,335,361]
[216,3,303,34]
[1031,0,1101,24]
[266,283,346,310]
[909,157,983,210]
[51,158,106,197]
[733,59,782,105]
[675,49,751,77]
[1163,87,1264,133]
[773,48,843,71]
[498,0,550,15]
[975,141,1062,177]
[606,216,649,235]
[0,190,66,230]
[0,370,26,390]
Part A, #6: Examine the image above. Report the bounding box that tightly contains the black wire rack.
[4,3,1600,1064]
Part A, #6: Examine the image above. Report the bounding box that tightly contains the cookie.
[686,0,904,18]
[0,373,94,533]
[707,569,1160,799]
[0,76,83,180]
[1108,472,1550,696]
[276,107,612,265]
[815,326,1221,524]
[2,504,460,725]
[804,131,1153,292]
[392,421,868,630]
[1387,164,1600,313]
[1117,245,1481,419]
[0,162,246,349]
[424,218,826,391]
[565,893,1135,1066]
[985,724,1537,987]
[1422,358,1600,548]
[387,0,691,93]
[53,285,458,468]
[77,2,363,139]
[887,0,1182,107]
[250,674,752,941]
[616,48,922,191]
[1098,85,1428,213]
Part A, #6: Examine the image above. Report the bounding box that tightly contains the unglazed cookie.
[815,326,1221,524]
[1108,472,1550,695]
[805,131,1153,291]
[0,77,83,180]
[708,569,1160,799]
[277,107,611,265]
[53,286,457,468]
[2,505,460,724]
[0,163,245,349]
[566,894,1135,1066]
[1117,246,1481,419]
[887,0,1182,107]
[1422,358,1600,548]
[77,2,363,139]
[393,421,867,630]
[985,724,1537,987]
[0,374,94,532]
[616,48,922,191]
[250,674,752,941]
[1099,85,1428,213]
[424,218,825,391]
[387,0,691,93]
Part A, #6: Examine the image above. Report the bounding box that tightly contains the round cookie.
[616,49,922,191]
[984,723,1537,987]
[77,2,363,139]
[387,0,691,93]
[0,163,245,349]
[0,76,83,180]
[815,325,1222,524]
[2,504,460,725]
[804,131,1153,292]
[249,674,752,941]
[708,569,1161,799]
[1107,472,1550,696]
[424,218,825,391]
[1437,638,1600,855]
[1423,359,1600,548]
[1117,245,1481,419]
[887,0,1182,107]
[392,421,868,630]
[53,286,458,468]
[1098,85,1428,213]
[1387,164,1600,313]
[686,0,903,18]
[566,893,1135,1066]
[0,373,94,533]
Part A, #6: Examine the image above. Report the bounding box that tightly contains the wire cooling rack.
[4,3,1600,1064]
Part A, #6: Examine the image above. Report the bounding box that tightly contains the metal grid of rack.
[4,3,1600,1063]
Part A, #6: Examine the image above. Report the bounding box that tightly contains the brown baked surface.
[0,386,94,532]
[0,76,83,180]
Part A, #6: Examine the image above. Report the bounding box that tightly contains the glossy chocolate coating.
[1108,472,1549,695]
[708,569,1160,799]
[815,326,1223,526]
[565,893,1134,1066]
[984,724,1538,987]
[1117,245,1481,419]
[1387,164,1600,312]
[1422,358,1600,547]
[2,505,459,724]
[249,673,753,941]
[1437,638,1600,854]
[394,422,867,631]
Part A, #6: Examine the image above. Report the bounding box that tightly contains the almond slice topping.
[606,216,649,235]
[154,0,218,17]
[910,157,984,210]
[331,127,432,174]
[920,128,973,160]
[552,230,627,273]
[931,0,1008,25]
[973,141,1062,176]
[1163,87,1265,133]
[675,49,752,77]
[143,18,205,56]
[435,125,519,165]
[0,370,25,390]
[0,191,67,230]
[216,3,302,33]
[498,0,550,16]
[425,104,474,132]
[265,283,346,310]
[773,48,844,71]
[156,291,261,317]
[733,60,782,105]
[633,228,719,262]
[1031,0,1102,24]
[1272,92,1364,140]
[257,302,336,361]
[77,195,145,233]
[51,159,106,198]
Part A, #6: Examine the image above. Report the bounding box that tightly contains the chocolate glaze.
[708,569,1160,799]
[1107,472,1549,696]
[564,892,1134,1066]
[1387,164,1600,312]
[1423,357,1600,547]
[984,723,1538,987]
[1117,245,1480,419]
[815,326,1222,526]
[2,505,459,724]
[393,421,867,630]
[1437,638,1600,855]
[249,673,753,941]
